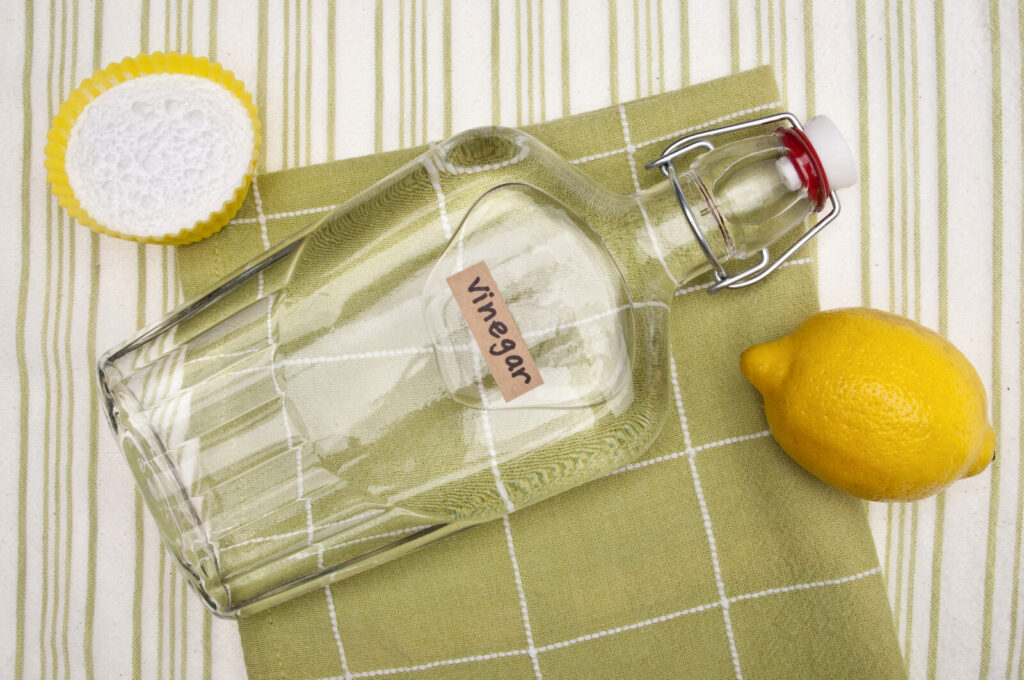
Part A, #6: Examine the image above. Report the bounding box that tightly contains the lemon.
[740,307,994,501]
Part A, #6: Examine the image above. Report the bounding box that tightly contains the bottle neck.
[632,178,731,290]
[634,131,826,292]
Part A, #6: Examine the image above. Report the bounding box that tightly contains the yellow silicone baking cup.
[44,51,262,245]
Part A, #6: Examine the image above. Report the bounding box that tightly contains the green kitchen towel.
[178,67,905,680]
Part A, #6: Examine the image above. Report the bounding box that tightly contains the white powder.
[65,73,255,238]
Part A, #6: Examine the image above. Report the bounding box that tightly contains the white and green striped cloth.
[2,1,1022,679]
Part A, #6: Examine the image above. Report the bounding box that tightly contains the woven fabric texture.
[177,67,904,680]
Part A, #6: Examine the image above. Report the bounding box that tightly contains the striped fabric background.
[1,1,1021,678]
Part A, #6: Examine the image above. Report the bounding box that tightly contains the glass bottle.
[99,114,855,616]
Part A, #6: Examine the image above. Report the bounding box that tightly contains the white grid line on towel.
[670,355,744,679]
[569,101,782,165]
[211,299,668,377]
[254,177,302,507]
[252,176,270,297]
[254,177,351,676]
[634,194,679,286]
[184,348,261,364]
[450,155,515,518]
[617,104,642,193]
[534,601,723,654]
[327,567,882,679]
[519,300,669,342]
[324,585,350,680]
[729,567,883,603]
[348,649,530,679]
[502,516,543,679]
[230,203,344,226]
[634,102,784,150]
[421,155,453,240]
[428,171,541,679]
[472,331,515,515]
[604,431,773,477]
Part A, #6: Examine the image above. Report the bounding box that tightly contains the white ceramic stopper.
[803,115,857,190]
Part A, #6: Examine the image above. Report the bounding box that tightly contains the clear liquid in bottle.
[99,116,855,615]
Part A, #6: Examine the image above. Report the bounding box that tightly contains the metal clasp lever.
[645,112,842,294]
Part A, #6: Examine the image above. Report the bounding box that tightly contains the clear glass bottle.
[99,114,854,616]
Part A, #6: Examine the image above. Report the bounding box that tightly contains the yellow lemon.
[740,307,994,501]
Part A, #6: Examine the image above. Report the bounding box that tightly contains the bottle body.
[99,126,819,616]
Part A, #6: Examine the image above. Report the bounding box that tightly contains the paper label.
[446,260,543,402]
